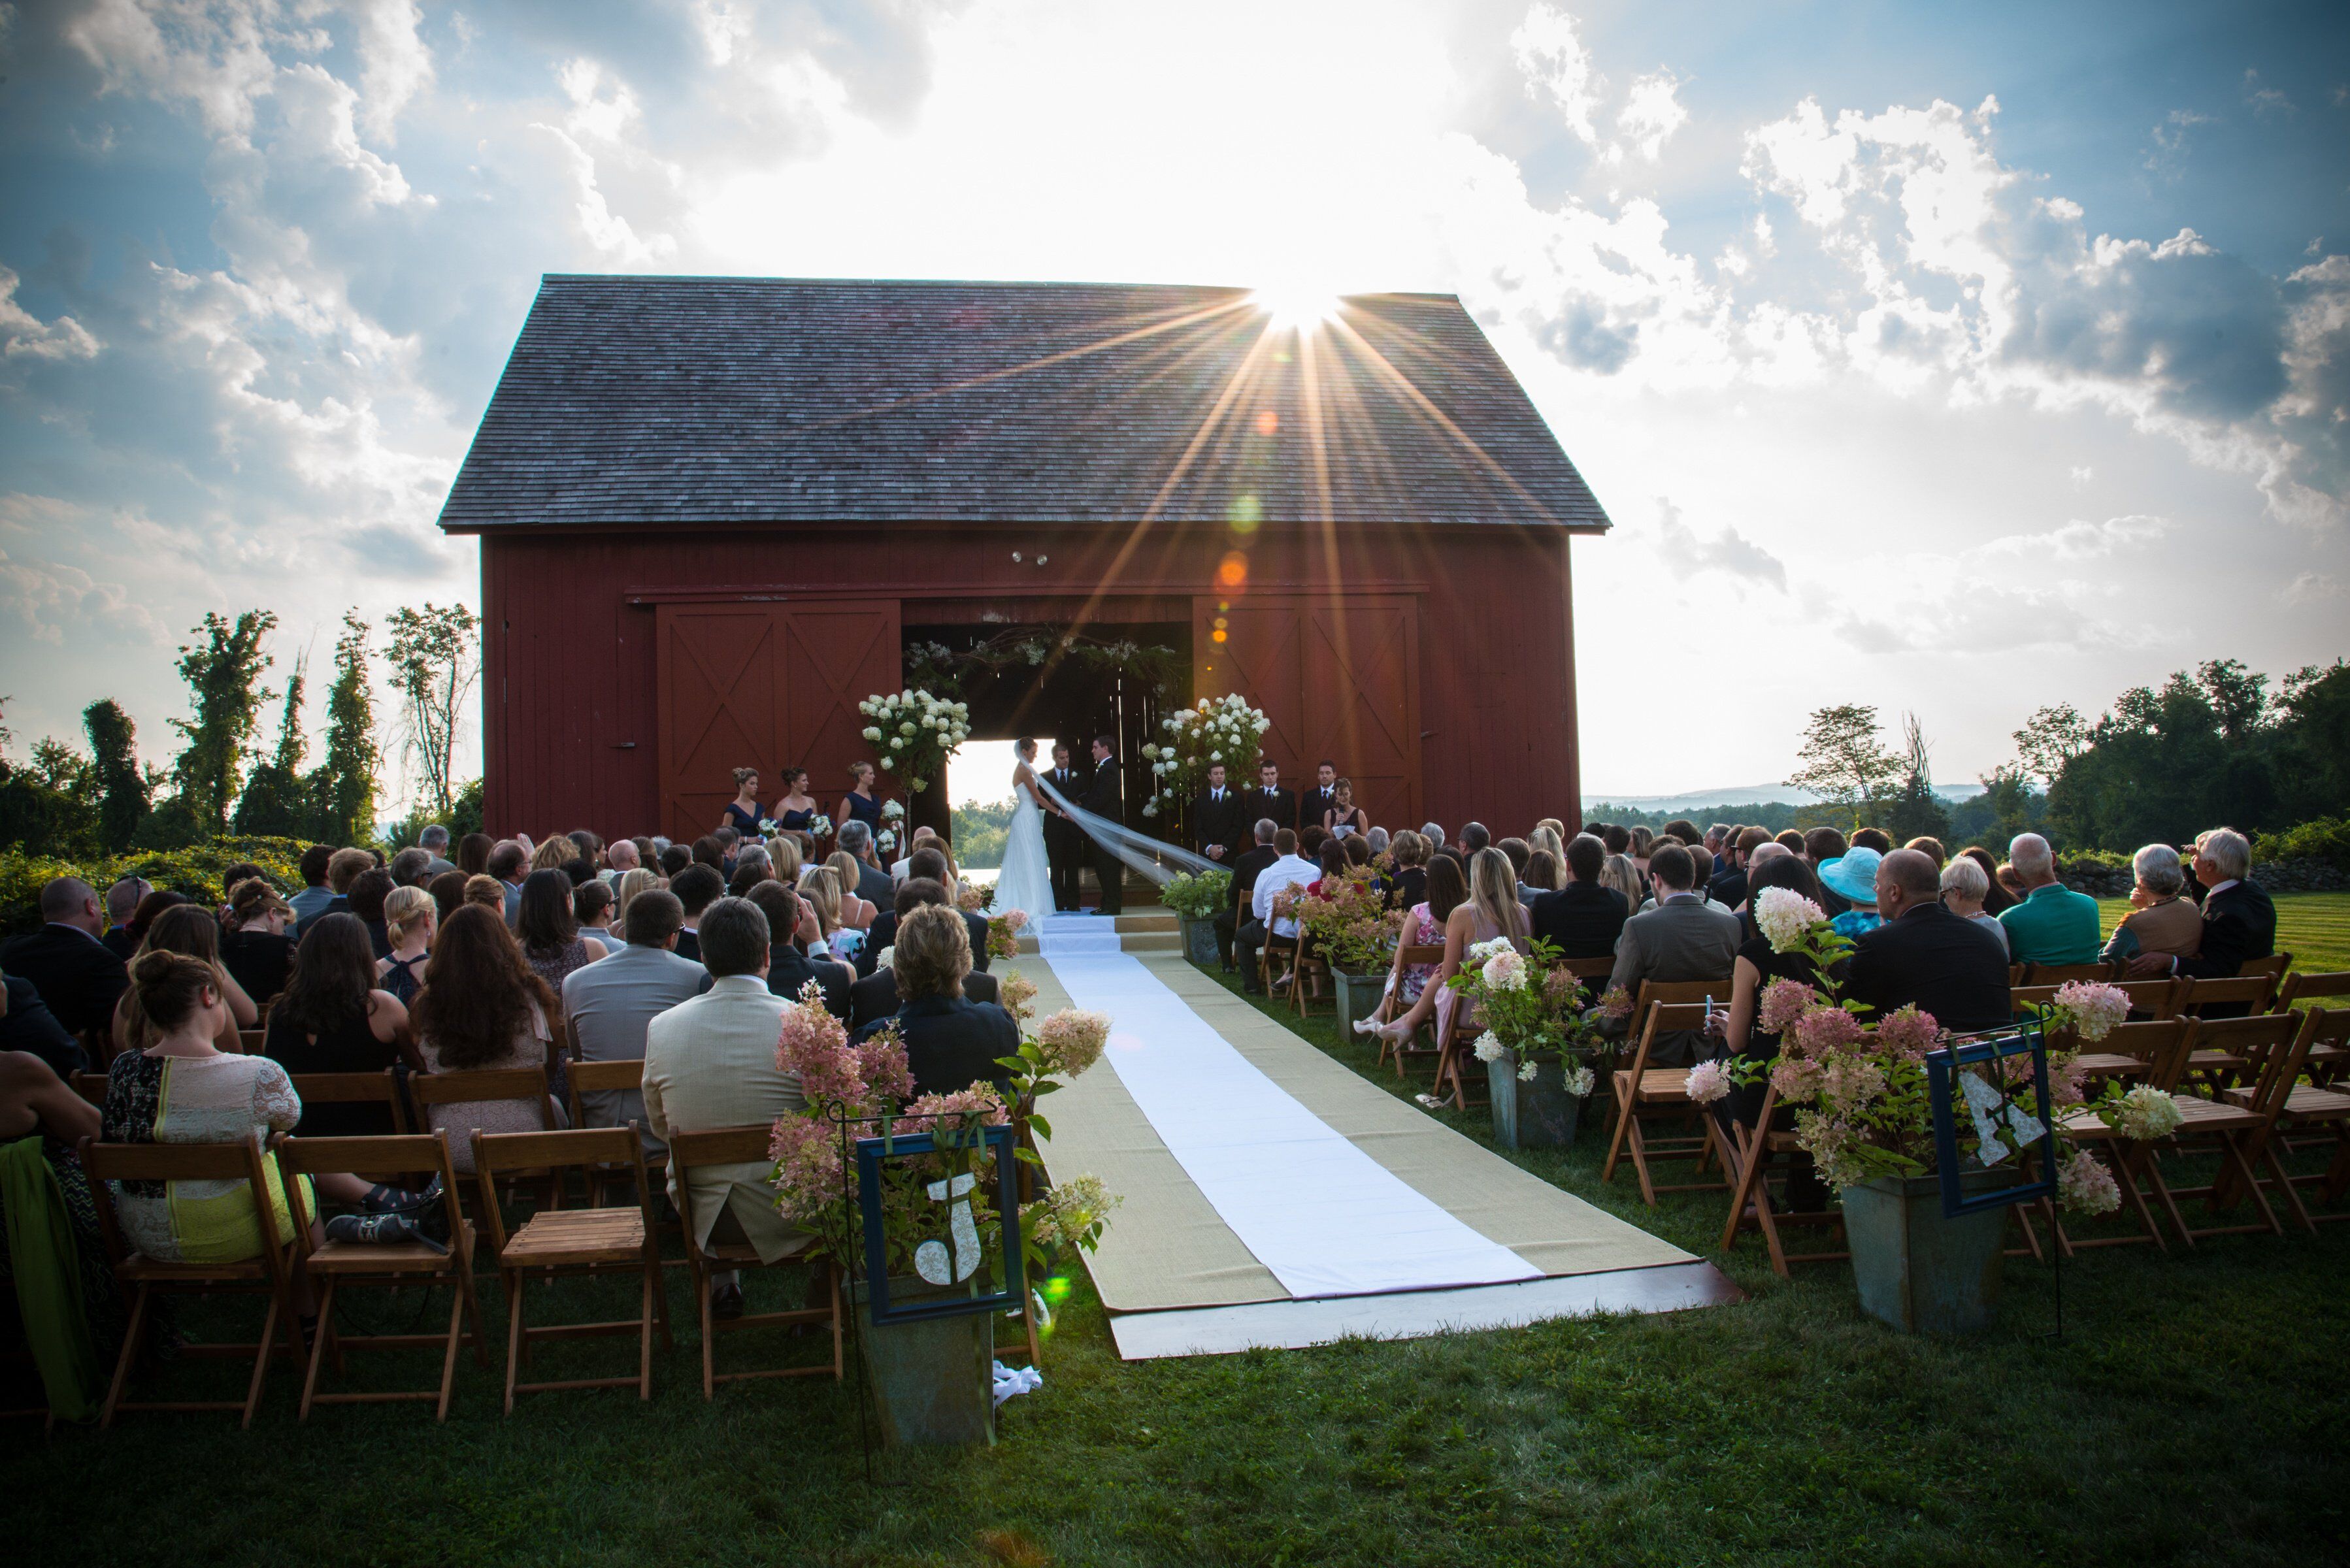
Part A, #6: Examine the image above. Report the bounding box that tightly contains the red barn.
[436,277,1611,844]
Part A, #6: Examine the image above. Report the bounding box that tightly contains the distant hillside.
[1583,782,1983,815]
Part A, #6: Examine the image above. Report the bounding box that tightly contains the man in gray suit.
[561,889,709,1151]
[1602,842,1742,1066]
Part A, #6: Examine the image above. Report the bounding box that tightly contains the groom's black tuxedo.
[1193,787,1247,862]
[1080,754,1125,915]
[1042,763,1085,911]
[1249,785,1298,836]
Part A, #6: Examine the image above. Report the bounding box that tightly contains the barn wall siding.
[478,524,1578,843]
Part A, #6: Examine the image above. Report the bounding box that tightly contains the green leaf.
[1031,1078,1061,1096]
[1029,1112,1053,1139]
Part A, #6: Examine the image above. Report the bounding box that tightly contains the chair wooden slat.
[285,1069,408,1135]
[667,1125,844,1396]
[1602,1002,1727,1207]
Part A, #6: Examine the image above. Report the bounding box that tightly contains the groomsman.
[1192,763,1247,864]
[1080,734,1125,916]
[1043,741,1085,912]
[1303,760,1340,833]
[1250,759,1298,837]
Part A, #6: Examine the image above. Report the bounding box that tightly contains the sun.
[1251,285,1342,334]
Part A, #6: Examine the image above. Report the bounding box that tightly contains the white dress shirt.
[1251,853,1317,939]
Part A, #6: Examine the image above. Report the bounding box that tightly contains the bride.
[993,737,1057,926]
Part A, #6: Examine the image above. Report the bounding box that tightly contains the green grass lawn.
[2093,890,2350,976]
[10,900,2350,1567]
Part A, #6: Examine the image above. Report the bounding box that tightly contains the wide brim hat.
[1818,847,1882,904]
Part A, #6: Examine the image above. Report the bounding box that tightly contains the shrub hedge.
[0,836,312,939]
[2255,815,2350,870]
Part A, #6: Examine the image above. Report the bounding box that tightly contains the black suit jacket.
[1707,866,1749,910]
[1193,788,1248,861]
[1226,844,1280,919]
[674,928,701,964]
[1080,756,1123,822]
[850,967,1000,1032]
[858,993,1019,1097]
[1,924,129,1041]
[1247,787,1297,836]
[1385,864,1428,916]
[1304,786,1339,831]
[0,974,84,1076]
[2176,880,2277,981]
[1042,766,1082,836]
[1531,881,1630,960]
[854,860,895,912]
[858,907,992,979]
[767,945,852,1022]
[1845,902,2012,1034]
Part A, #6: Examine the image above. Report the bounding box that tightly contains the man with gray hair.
[416,824,456,877]
[835,818,895,909]
[601,837,641,883]
[1,876,127,1045]
[101,876,150,959]
[2126,827,2276,993]
[1420,823,1446,851]
[642,896,809,1318]
[1994,832,2102,966]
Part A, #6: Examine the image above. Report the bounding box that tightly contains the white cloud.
[2243,69,2295,118]
[353,0,434,141]
[1511,3,1601,144]
[1972,514,2167,561]
[2282,571,2343,602]
[1614,70,1687,163]
[0,267,101,360]
[1653,497,1786,590]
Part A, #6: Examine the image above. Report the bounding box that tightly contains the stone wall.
[2059,857,2347,897]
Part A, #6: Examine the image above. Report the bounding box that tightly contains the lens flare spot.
[1254,408,1279,437]
[1216,551,1248,589]
[1227,493,1262,536]
[1211,629,1227,644]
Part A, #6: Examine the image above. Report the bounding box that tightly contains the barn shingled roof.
[435,276,1611,534]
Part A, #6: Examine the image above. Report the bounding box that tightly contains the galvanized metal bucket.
[1180,917,1221,968]
[1842,1169,2018,1335]
[1487,1056,1585,1149]
[852,1277,997,1445]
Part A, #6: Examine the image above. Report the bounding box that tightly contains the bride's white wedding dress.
[994,766,1056,926]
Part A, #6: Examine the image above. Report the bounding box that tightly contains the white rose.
[900,721,915,736]
[863,726,882,742]
[890,737,904,749]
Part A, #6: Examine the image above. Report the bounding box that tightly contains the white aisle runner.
[1038,917,1542,1299]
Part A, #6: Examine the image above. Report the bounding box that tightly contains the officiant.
[1081,734,1125,915]
[1043,740,1085,913]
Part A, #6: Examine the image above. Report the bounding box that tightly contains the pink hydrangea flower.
[2057,1148,2121,1216]
[1758,977,1819,1036]
[1786,1005,1866,1060]
[1035,1008,1112,1079]
[1684,1059,1732,1105]
[1873,1004,1944,1062]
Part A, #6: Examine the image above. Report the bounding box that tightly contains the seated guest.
[613,868,663,932]
[796,865,862,966]
[826,850,878,931]
[1341,834,1372,871]
[1519,849,1563,906]
[297,848,377,939]
[1378,851,1469,1017]
[1,955,82,1077]
[726,849,772,898]
[1938,855,2008,956]
[1802,827,1852,915]
[1365,825,1391,860]
[601,836,640,883]
[1459,822,1491,856]
[218,877,297,1007]
[122,889,189,955]
[574,877,618,945]
[1774,828,1804,855]
[1996,833,2101,965]
[1532,833,1629,959]
[1957,845,2016,915]
[2127,828,2276,994]
[847,879,999,1029]
[486,840,530,925]
[457,832,493,877]
[1598,851,1644,918]
[427,869,469,923]
[416,824,457,877]
[113,904,256,1058]
[1498,837,1531,891]
[1421,821,1448,853]
[658,843,692,879]
[669,864,725,964]
[516,868,609,1010]
[643,896,812,1315]
[1373,848,1531,1049]
[1708,828,1769,909]
[101,878,150,960]
[563,890,708,1145]
[410,904,565,1174]
[263,913,410,1136]
[2103,843,2202,964]
[858,847,989,979]
[289,845,337,929]
[1383,830,1429,916]
[346,867,395,960]
[1850,827,1893,854]
[1239,829,1317,995]
[388,847,433,888]
[836,820,896,911]
[1904,836,1947,868]
[377,885,437,1004]
[1219,819,1282,973]
[1819,847,1885,938]
[0,1047,126,1390]
[461,874,507,912]
[1710,855,1838,1113]
[744,882,853,1022]
[1305,838,1348,896]
[1597,843,1741,1066]
[856,904,1017,1098]
[1847,849,2011,1032]
[690,834,725,872]
[530,836,580,877]
[1598,823,1631,859]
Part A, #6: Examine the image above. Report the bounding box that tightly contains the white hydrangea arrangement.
[1141,693,1271,821]
[857,688,971,793]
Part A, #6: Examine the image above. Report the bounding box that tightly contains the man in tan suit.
[642,895,808,1318]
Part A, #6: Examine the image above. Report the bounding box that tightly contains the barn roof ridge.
[439,274,1612,536]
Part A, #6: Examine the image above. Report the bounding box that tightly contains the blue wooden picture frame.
[1925,1026,2060,1219]
[855,1122,1027,1326]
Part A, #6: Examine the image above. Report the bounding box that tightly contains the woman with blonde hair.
[614,868,663,934]
[1598,853,1645,917]
[1528,824,1566,868]
[461,874,506,911]
[1373,847,1531,1049]
[377,885,437,1005]
[768,833,804,887]
[528,836,579,874]
[797,864,862,966]
[826,849,876,930]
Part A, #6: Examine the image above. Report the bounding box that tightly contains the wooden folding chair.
[78,1134,303,1428]
[1287,934,1332,1018]
[2238,952,2292,990]
[412,1068,557,1213]
[471,1126,672,1412]
[236,1030,266,1054]
[1717,1079,1846,1275]
[1602,979,1723,1135]
[2047,1019,2196,1254]
[1372,944,1446,1078]
[2174,988,2279,1090]
[2113,976,2187,1021]
[1602,1002,1727,1206]
[2135,1013,2290,1247]
[1429,989,1489,1113]
[2276,972,2350,1085]
[1258,933,1302,998]
[566,1058,667,1207]
[2023,961,2115,986]
[2006,964,2026,988]
[286,1070,410,1135]
[667,1127,843,1397]
[2222,1008,2350,1230]
[279,1131,488,1420]
[70,1071,108,1107]
[1557,955,1615,983]
[2179,973,2280,1021]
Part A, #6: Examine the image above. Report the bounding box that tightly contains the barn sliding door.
[655,600,901,842]
[1194,593,1421,830]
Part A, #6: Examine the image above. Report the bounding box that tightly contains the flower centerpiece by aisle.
[1141,694,1270,822]
[1446,936,1605,1148]
[858,689,971,793]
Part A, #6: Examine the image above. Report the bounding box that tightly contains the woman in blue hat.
[1817,845,1884,938]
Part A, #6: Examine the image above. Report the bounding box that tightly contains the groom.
[1080,734,1125,916]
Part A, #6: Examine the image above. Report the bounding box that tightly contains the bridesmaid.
[1323,777,1369,840]
[773,767,819,834]
[719,768,765,837]
[840,760,885,841]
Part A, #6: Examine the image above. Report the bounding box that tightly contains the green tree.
[312,613,379,843]
[1786,704,1903,830]
[2012,702,2090,787]
[166,610,277,836]
[1885,711,1951,844]
[233,662,313,840]
[83,698,151,850]
[384,602,480,818]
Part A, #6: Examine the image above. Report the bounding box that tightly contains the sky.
[1,0,2346,807]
